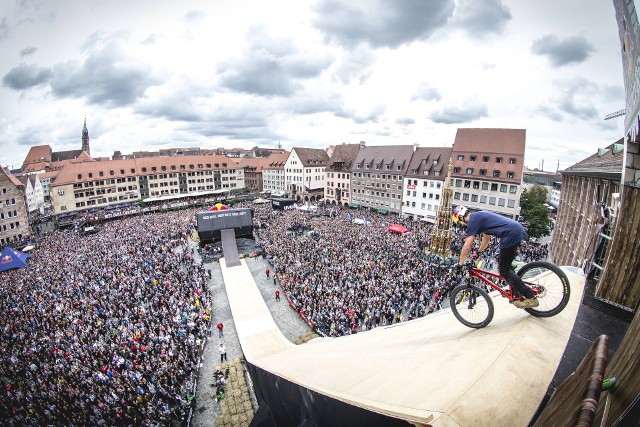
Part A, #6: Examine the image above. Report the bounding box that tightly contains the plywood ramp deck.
[221,258,584,427]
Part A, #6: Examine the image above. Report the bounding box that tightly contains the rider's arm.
[459,235,476,266]
[478,233,491,253]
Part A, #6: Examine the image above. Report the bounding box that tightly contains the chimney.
[359,141,366,148]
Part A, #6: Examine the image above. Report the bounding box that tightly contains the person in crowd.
[452,206,538,308]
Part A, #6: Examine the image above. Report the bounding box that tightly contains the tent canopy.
[0,247,31,272]
[387,224,410,234]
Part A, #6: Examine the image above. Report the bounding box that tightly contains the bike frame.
[468,267,540,302]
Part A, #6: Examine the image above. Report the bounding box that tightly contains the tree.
[520,185,551,238]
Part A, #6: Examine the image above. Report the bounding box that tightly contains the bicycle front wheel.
[517,261,571,317]
[449,284,494,328]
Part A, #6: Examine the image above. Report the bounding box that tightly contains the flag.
[347,212,353,223]
[362,215,368,226]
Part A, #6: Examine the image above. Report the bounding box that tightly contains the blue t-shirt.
[465,210,527,248]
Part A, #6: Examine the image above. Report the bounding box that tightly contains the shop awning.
[377,209,389,215]
[349,203,361,208]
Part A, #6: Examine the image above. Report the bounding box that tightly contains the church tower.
[81,118,90,155]
[429,160,455,257]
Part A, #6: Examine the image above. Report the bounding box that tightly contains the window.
[480,195,487,203]
[482,182,489,190]
[508,199,515,208]
[470,155,477,161]
[483,156,489,162]
[491,183,498,191]
[493,170,500,177]
[453,167,461,173]
[455,179,462,187]
[507,172,514,179]
[464,180,471,188]
[509,185,517,194]
[142,167,147,173]
[99,171,104,177]
[466,168,474,175]
[454,192,461,200]
[462,193,469,201]
[479,169,487,176]
[489,196,496,205]
[457,155,464,161]
[496,157,503,163]
[88,173,93,178]
[500,184,507,192]
[471,194,478,202]
[498,198,505,207]
[509,158,516,164]
[473,181,479,189]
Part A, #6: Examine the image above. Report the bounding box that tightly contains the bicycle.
[449,259,571,328]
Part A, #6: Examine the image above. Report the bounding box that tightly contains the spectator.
[219,343,227,363]
[217,322,224,338]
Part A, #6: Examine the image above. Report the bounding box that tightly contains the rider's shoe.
[514,297,539,309]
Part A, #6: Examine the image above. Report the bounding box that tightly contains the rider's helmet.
[452,206,468,224]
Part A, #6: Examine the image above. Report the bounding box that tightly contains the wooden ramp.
[221,258,585,427]
[220,228,241,267]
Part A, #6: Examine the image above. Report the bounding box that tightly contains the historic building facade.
[402,146,452,221]
[449,128,526,218]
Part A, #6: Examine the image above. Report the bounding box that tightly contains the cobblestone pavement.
[190,246,313,427]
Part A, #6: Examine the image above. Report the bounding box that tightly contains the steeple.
[429,159,455,257]
[82,118,90,155]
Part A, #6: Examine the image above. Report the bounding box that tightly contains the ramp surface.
[221,258,585,426]
[220,228,241,267]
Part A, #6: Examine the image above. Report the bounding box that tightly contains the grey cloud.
[556,77,599,120]
[411,82,442,102]
[312,0,455,49]
[0,17,8,41]
[531,35,595,67]
[451,0,511,38]
[218,25,331,97]
[2,63,52,89]
[334,105,384,124]
[396,117,415,125]
[536,77,605,121]
[185,10,206,23]
[535,105,563,122]
[136,100,202,123]
[218,56,301,96]
[332,48,376,84]
[184,112,276,140]
[430,103,488,123]
[20,46,37,56]
[49,38,162,107]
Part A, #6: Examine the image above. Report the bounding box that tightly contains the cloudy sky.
[0,0,628,172]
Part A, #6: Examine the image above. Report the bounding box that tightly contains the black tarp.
[196,208,254,243]
[247,363,412,427]
[271,198,297,210]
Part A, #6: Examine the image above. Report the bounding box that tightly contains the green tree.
[520,185,551,238]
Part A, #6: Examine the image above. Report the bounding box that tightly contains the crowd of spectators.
[0,209,211,426]
[253,203,550,337]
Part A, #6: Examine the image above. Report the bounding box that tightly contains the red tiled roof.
[562,140,624,177]
[52,154,244,186]
[23,145,52,165]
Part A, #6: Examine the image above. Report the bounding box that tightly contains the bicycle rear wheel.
[517,261,571,317]
[449,284,494,328]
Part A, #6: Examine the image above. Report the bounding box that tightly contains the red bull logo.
[0,255,12,265]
